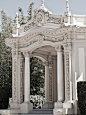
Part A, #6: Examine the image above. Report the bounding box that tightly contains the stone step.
[29,109,53,114]
[19,109,53,115]
[19,113,53,115]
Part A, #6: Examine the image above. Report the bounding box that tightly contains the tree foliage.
[27,2,34,21]
[0,10,13,97]
[0,3,45,98]
[30,57,45,96]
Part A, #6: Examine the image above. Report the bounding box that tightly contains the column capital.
[18,51,24,58]
[23,51,30,57]
[55,45,62,52]
[44,61,49,66]
[63,43,72,51]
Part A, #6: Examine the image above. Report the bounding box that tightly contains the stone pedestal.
[63,101,73,109]
[20,102,33,113]
[10,103,19,109]
[54,102,63,108]
[43,102,54,109]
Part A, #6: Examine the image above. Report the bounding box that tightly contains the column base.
[63,101,73,109]
[10,102,20,109]
[42,102,54,109]
[53,108,75,115]
[20,102,33,113]
[54,102,63,108]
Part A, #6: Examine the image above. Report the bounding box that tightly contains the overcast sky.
[0,0,86,19]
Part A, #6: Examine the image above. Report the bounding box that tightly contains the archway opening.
[30,57,45,109]
[29,45,57,109]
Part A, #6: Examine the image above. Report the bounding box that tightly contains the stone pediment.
[18,9,62,34]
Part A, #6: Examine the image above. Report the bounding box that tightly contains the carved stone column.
[23,51,30,102]
[53,56,57,103]
[10,42,20,109]
[43,59,54,109]
[63,43,72,102]
[44,61,49,103]
[20,51,33,113]
[54,45,64,109]
[48,59,53,103]
[63,43,73,109]
[56,45,64,102]
[17,52,24,104]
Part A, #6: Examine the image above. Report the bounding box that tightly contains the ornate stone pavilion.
[5,0,86,115]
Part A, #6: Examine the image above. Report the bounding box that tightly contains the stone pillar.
[63,43,73,109]
[43,59,54,109]
[44,61,49,103]
[17,52,24,104]
[20,51,33,113]
[10,42,20,109]
[63,43,72,102]
[54,45,64,109]
[24,51,30,102]
[57,46,64,102]
[53,56,57,103]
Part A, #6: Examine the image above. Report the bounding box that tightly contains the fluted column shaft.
[23,51,30,102]
[56,45,64,102]
[44,61,49,102]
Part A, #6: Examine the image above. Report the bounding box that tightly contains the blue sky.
[0,0,86,20]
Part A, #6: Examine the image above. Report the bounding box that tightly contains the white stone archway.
[5,0,86,114]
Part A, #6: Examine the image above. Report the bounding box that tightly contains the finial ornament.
[16,12,19,25]
[41,0,44,6]
[66,0,69,12]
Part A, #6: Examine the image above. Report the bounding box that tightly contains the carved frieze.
[49,61,53,102]
[23,9,61,32]
[20,58,24,103]
[47,17,61,24]
[13,59,17,101]
[65,52,70,100]
[19,35,64,48]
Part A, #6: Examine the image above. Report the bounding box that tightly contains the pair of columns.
[44,45,64,104]
[55,44,72,105]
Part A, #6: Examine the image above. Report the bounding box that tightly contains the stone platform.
[19,109,53,115]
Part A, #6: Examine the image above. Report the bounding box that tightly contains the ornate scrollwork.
[23,9,61,32]
[20,58,24,103]
[65,52,70,100]
[23,51,30,57]
[14,59,17,101]
[55,45,62,52]
[49,60,53,102]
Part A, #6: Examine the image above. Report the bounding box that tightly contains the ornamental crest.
[23,9,61,32]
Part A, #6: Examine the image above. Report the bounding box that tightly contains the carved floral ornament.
[24,9,62,32]
[63,43,72,51]
[55,45,63,52]
[23,51,30,57]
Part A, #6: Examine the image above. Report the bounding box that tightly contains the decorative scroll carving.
[14,59,17,101]
[19,35,64,48]
[20,58,24,103]
[24,9,61,32]
[44,36,64,42]
[55,45,62,52]
[65,52,70,100]
[38,34,44,43]
[23,51,30,57]
[49,61,53,102]
[44,61,49,66]
[57,111,62,115]
[47,17,61,24]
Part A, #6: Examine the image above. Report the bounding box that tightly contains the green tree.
[30,57,45,96]
[18,7,26,25]
[27,2,34,21]
[0,10,13,97]
[0,2,45,99]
